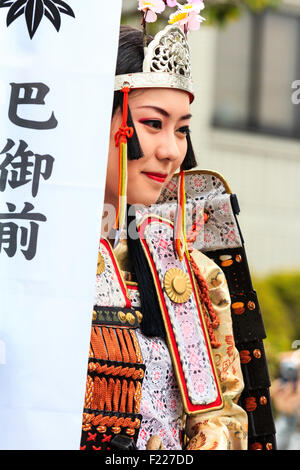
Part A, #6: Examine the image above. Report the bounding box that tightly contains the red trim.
[100,239,132,309]
[127,284,138,291]
[138,217,222,413]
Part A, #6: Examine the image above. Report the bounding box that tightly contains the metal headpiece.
[114,25,194,102]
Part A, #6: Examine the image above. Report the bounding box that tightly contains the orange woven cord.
[84,374,94,409]
[88,361,144,380]
[134,381,142,414]
[127,380,136,414]
[186,212,209,247]
[98,377,107,410]
[91,376,107,410]
[88,362,121,376]
[91,327,108,360]
[130,330,143,364]
[105,378,115,412]
[119,379,128,414]
[90,414,140,430]
[117,366,144,380]
[89,344,94,358]
[91,376,101,410]
[189,254,221,349]
[113,378,122,412]
[190,256,220,329]
[123,329,137,363]
[116,328,130,363]
[108,328,123,362]
[82,412,141,434]
[102,327,117,362]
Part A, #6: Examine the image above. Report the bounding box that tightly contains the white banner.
[0,0,122,449]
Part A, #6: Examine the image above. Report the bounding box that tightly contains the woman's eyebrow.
[136,105,192,121]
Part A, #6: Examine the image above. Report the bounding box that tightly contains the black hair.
[127,206,166,339]
[113,25,197,169]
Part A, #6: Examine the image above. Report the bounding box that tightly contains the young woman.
[80,25,248,451]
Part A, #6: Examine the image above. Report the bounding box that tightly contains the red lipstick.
[143,172,168,183]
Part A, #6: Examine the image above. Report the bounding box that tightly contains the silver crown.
[115,25,194,101]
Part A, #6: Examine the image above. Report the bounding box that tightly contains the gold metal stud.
[135,310,143,323]
[126,313,136,325]
[253,349,262,359]
[97,252,105,275]
[164,268,192,304]
[112,426,121,434]
[118,311,126,323]
[259,396,267,406]
[92,310,97,321]
[248,301,256,310]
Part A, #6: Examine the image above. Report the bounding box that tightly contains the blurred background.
[122,0,300,449]
[122,0,300,448]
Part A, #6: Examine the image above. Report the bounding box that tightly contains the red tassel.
[190,254,221,348]
[174,170,187,261]
[113,86,133,231]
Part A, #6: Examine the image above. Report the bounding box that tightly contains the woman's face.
[104,88,191,209]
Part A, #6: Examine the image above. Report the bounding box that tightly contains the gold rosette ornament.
[164,268,192,304]
[97,252,105,275]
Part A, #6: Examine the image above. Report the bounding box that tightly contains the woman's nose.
[155,133,181,162]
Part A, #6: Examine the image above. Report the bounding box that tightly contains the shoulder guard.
[135,214,224,415]
[151,169,277,450]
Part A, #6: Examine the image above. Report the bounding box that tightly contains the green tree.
[253,273,300,380]
[202,0,281,26]
[122,0,282,29]
[267,273,300,342]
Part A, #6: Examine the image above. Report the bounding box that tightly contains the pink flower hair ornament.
[165,0,177,6]
[168,1,205,32]
[138,0,166,23]
[138,0,205,31]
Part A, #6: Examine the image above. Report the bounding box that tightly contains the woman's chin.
[127,192,161,207]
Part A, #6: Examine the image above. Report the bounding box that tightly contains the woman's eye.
[140,119,162,130]
[177,126,191,136]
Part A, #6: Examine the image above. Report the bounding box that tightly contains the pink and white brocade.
[94,238,248,450]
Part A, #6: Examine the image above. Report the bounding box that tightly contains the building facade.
[122,0,300,274]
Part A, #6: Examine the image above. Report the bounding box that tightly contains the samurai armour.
[80,169,275,451]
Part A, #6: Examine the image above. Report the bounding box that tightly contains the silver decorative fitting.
[114,25,194,101]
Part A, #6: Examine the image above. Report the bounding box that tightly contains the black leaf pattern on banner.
[52,0,74,17]
[0,0,75,38]
[6,0,26,26]
[25,0,44,38]
[0,1,13,8]
[44,0,60,32]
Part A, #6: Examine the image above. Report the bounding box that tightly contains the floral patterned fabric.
[106,241,248,450]
[185,249,248,450]
[135,332,183,450]
[154,171,242,252]
[142,219,219,407]
[95,244,184,450]
[92,170,247,449]
[94,240,128,308]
